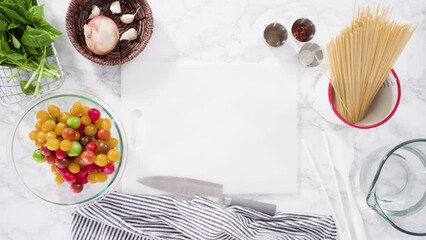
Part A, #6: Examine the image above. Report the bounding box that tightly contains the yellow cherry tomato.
[48,105,61,118]
[70,102,83,116]
[107,149,120,162]
[35,141,44,148]
[42,119,56,132]
[36,131,47,143]
[74,132,81,141]
[46,138,60,151]
[58,112,70,123]
[95,119,103,129]
[68,162,81,174]
[95,154,108,167]
[45,131,57,140]
[35,121,42,130]
[29,130,39,141]
[82,106,90,116]
[55,175,64,184]
[95,172,108,183]
[80,116,91,125]
[36,110,50,122]
[60,139,72,151]
[87,172,97,183]
[107,138,119,148]
[55,122,67,136]
[101,118,112,131]
[84,124,97,136]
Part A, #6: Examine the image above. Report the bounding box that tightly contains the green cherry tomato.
[67,141,82,157]
[66,116,81,130]
[32,149,45,163]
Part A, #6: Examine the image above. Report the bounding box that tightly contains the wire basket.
[0,42,64,105]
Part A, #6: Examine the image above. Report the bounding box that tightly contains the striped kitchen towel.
[71,192,337,240]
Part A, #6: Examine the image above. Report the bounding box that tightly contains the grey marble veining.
[0,0,425,239]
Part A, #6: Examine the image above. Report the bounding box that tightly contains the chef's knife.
[137,176,277,216]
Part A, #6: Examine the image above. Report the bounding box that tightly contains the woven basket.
[66,0,153,65]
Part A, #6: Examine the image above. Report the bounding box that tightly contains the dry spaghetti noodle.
[326,6,415,123]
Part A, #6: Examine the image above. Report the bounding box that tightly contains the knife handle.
[225,197,277,216]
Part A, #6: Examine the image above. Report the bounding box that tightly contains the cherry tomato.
[77,123,86,132]
[74,132,81,141]
[55,122,67,136]
[107,138,119,148]
[58,112,70,123]
[95,172,108,182]
[29,130,39,141]
[101,119,112,131]
[60,139,72,151]
[36,110,50,122]
[46,138,60,151]
[82,106,90,116]
[48,105,61,117]
[67,141,82,157]
[66,116,81,130]
[87,172,97,183]
[32,149,44,163]
[84,124,97,136]
[77,175,88,185]
[80,151,95,166]
[62,127,76,140]
[107,149,120,162]
[79,136,92,146]
[36,131,47,143]
[94,119,103,129]
[35,121,42,130]
[45,131,57,140]
[68,162,81,174]
[86,142,97,152]
[55,175,64,184]
[97,141,110,154]
[40,144,52,156]
[80,116,91,126]
[70,102,83,116]
[102,163,115,175]
[97,129,111,141]
[84,164,97,173]
[45,154,56,164]
[63,171,76,183]
[55,149,67,159]
[95,154,108,167]
[88,108,101,122]
[56,158,70,168]
[42,119,56,132]
[35,141,44,148]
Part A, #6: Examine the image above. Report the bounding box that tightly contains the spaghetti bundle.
[326,6,415,123]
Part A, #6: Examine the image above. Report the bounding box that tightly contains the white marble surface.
[0,0,425,239]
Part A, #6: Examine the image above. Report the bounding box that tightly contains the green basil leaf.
[21,26,55,48]
[24,45,38,55]
[0,50,25,61]
[7,22,20,29]
[36,20,62,38]
[0,22,8,30]
[11,34,21,49]
[27,5,44,24]
[1,6,27,24]
[20,80,35,95]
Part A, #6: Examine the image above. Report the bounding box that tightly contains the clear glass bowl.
[10,91,127,207]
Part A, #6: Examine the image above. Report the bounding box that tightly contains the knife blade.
[138,176,277,216]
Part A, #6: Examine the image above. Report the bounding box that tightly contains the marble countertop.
[0,0,425,239]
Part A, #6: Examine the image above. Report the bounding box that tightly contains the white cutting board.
[120,63,297,194]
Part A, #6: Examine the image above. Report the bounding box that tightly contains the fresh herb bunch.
[0,0,62,95]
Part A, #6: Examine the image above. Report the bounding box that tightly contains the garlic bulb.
[88,5,100,19]
[120,28,137,41]
[84,16,120,55]
[110,1,121,14]
[120,7,141,24]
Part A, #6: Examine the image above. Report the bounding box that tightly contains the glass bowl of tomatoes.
[10,90,127,207]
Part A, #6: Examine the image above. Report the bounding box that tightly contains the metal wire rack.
[0,42,64,105]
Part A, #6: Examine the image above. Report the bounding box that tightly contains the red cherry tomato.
[83,163,97,173]
[63,171,76,183]
[88,108,101,122]
[55,149,67,159]
[62,127,76,140]
[102,163,115,175]
[44,154,56,164]
[40,145,52,156]
[86,142,97,152]
[76,175,89,185]
[97,129,111,141]
[71,182,83,193]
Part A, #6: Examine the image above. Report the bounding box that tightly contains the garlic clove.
[88,5,100,19]
[120,7,141,24]
[120,14,134,24]
[120,28,138,41]
[110,1,121,14]
[83,24,92,37]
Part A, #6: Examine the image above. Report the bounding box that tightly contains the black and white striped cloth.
[71,192,337,240]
